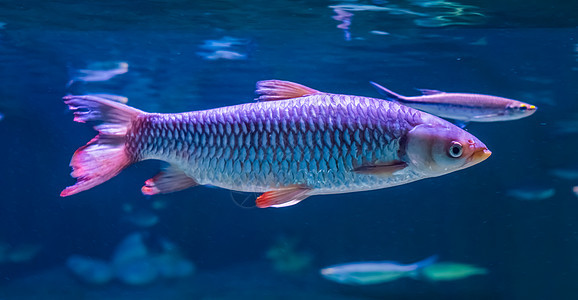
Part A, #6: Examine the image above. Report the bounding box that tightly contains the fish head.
[403,124,491,176]
[504,101,537,120]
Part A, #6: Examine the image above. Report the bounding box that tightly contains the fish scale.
[127,93,418,194]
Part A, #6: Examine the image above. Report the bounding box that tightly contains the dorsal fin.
[418,88,445,95]
[255,80,321,101]
[370,81,405,101]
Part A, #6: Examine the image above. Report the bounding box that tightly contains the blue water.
[0,1,577,299]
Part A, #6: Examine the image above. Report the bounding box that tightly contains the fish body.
[129,94,428,194]
[320,255,438,285]
[370,81,537,123]
[60,80,491,208]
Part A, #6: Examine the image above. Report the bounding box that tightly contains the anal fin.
[353,160,407,176]
[256,185,312,208]
[255,80,320,101]
[141,165,198,195]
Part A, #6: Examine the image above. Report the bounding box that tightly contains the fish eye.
[519,104,527,111]
[448,141,463,158]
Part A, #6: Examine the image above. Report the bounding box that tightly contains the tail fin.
[61,95,145,197]
[369,81,406,101]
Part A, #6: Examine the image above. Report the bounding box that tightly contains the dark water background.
[0,0,577,299]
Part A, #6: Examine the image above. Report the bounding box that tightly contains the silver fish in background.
[505,186,556,201]
[549,165,578,180]
[370,81,537,125]
[68,61,129,87]
[60,80,491,208]
[320,255,438,285]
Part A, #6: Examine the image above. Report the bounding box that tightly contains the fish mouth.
[469,147,492,163]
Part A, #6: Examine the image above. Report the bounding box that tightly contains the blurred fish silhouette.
[549,164,578,180]
[198,36,249,60]
[67,61,129,87]
[506,186,555,201]
[199,36,248,51]
[0,242,42,264]
[320,255,438,285]
[202,50,246,61]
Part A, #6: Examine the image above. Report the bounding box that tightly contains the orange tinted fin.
[142,165,198,195]
[353,160,408,176]
[61,95,144,197]
[255,80,321,101]
[256,185,312,208]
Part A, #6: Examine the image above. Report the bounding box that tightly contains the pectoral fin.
[255,80,320,101]
[141,165,198,195]
[353,160,407,176]
[256,185,312,208]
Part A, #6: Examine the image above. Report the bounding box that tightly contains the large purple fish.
[60,80,491,208]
